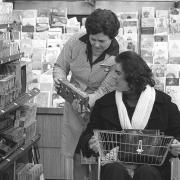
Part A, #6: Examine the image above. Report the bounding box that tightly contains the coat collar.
[97,89,171,128]
[98,89,171,107]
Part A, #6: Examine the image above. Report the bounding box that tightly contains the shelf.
[12,0,177,1]
[0,23,20,30]
[0,88,40,116]
[0,134,41,171]
[0,24,10,29]
[97,0,177,1]
[0,53,24,65]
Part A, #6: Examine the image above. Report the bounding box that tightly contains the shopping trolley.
[80,151,98,180]
[93,129,174,180]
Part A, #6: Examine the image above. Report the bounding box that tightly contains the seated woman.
[80,51,180,180]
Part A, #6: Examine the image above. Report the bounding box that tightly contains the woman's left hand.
[72,99,86,113]
[170,139,180,157]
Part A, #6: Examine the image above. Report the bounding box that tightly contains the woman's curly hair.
[85,9,120,39]
[115,51,155,94]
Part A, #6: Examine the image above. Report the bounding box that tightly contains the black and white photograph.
[0,1,180,180]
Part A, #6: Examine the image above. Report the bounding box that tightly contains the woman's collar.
[79,34,88,43]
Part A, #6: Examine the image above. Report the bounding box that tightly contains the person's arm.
[53,37,73,84]
[166,101,180,158]
[88,66,115,107]
[166,102,180,141]
[80,100,102,157]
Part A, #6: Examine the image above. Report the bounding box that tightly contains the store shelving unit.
[0,134,40,172]
[0,86,40,179]
[0,22,41,179]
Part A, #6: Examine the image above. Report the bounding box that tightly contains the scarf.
[115,85,156,129]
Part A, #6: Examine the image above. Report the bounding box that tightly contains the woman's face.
[89,33,112,56]
[113,63,130,92]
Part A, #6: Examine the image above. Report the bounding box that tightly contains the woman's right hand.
[53,77,67,91]
[54,77,61,89]
[88,135,100,153]
[54,77,66,86]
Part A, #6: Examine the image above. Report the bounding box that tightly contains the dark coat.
[80,89,180,158]
[80,89,180,180]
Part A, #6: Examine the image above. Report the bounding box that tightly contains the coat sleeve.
[166,101,180,141]
[53,37,73,80]
[89,64,116,104]
[80,100,102,158]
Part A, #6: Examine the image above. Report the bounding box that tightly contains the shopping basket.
[94,129,174,180]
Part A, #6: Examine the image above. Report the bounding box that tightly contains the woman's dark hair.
[115,51,155,94]
[85,9,120,39]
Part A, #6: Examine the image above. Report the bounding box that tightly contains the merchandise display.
[9,3,180,110]
[0,2,41,180]
[116,13,139,53]
[140,7,180,109]
[0,134,18,161]
[11,8,81,107]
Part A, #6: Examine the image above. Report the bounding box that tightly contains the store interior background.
[2,0,180,179]
[10,0,179,109]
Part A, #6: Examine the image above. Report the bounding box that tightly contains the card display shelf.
[0,53,24,65]
[0,23,20,29]
[0,88,40,116]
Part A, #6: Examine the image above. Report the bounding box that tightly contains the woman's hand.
[53,77,66,90]
[54,77,60,85]
[88,135,100,153]
[72,99,88,114]
[88,94,97,108]
[170,139,180,157]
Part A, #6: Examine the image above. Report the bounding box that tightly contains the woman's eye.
[91,38,96,42]
[115,71,121,76]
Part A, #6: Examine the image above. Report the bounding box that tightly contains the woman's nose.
[112,72,117,79]
[94,41,100,47]
[112,75,116,79]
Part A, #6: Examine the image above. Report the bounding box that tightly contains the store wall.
[13,0,176,14]
[14,1,94,14]
[96,1,175,13]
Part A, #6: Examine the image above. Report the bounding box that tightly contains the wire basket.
[94,129,174,166]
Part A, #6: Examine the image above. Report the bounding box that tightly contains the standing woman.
[53,9,120,179]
